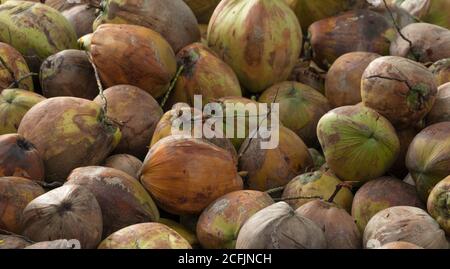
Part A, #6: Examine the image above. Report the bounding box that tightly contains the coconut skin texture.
[317,105,400,182]
[390,23,450,63]
[93,0,200,53]
[429,59,450,86]
[0,89,45,135]
[259,81,331,147]
[62,4,96,39]
[159,218,199,248]
[426,83,450,125]
[282,170,353,212]
[91,24,177,99]
[0,42,33,91]
[94,85,163,159]
[103,154,142,180]
[24,239,81,249]
[325,52,381,108]
[40,49,98,99]
[307,9,394,70]
[21,185,103,249]
[18,97,121,182]
[0,177,45,234]
[238,126,314,191]
[352,177,424,232]
[389,128,418,178]
[98,223,192,249]
[0,234,32,249]
[427,175,450,235]
[0,1,78,72]
[164,42,242,109]
[236,202,327,249]
[140,136,243,215]
[289,59,326,94]
[196,190,274,249]
[363,206,448,249]
[207,0,302,94]
[406,122,450,202]
[296,200,362,249]
[361,56,437,129]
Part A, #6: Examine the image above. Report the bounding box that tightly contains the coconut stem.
[85,51,108,115]
[0,228,34,244]
[327,182,355,203]
[160,65,185,108]
[7,73,38,89]
[265,186,285,195]
[274,195,322,202]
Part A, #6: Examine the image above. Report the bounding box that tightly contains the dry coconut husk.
[103,154,143,180]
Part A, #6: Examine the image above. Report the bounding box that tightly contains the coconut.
[423,0,450,29]
[307,9,394,70]
[376,241,424,249]
[40,49,98,99]
[258,81,331,147]
[352,177,424,232]
[325,52,381,108]
[18,97,121,182]
[207,0,302,94]
[0,1,78,72]
[235,202,327,249]
[389,128,418,178]
[238,126,314,191]
[426,83,450,125]
[427,175,450,235]
[429,59,450,86]
[390,23,450,63]
[78,33,92,51]
[94,85,163,159]
[0,177,45,233]
[0,234,32,249]
[103,154,142,180]
[289,59,326,94]
[0,42,33,91]
[317,105,400,182]
[61,4,96,38]
[308,148,325,170]
[66,166,159,238]
[361,56,437,129]
[406,122,450,201]
[0,89,45,135]
[0,134,44,181]
[90,24,177,99]
[21,185,103,249]
[282,170,354,212]
[183,0,221,24]
[196,190,274,249]
[24,239,81,249]
[369,1,418,29]
[93,0,200,53]
[98,223,192,249]
[363,206,448,249]
[164,42,242,109]
[296,200,361,249]
[159,218,199,248]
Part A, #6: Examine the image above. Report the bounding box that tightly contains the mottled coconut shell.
[0,234,32,249]
[103,154,142,180]
[429,59,450,86]
[427,175,450,235]
[0,42,33,91]
[236,202,327,249]
[363,206,448,249]
[426,83,450,125]
[158,218,199,248]
[21,185,103,249]
[62,4,96,38]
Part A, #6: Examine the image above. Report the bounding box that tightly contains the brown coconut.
[0,42,33,91]
[21,185,103,249]
[429,58,450,86]
[61,4,96,38]
[289,59,326,94]
[426,82,450,125]
[103,154,143,180]
[389,128,418,178]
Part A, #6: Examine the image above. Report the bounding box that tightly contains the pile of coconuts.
[0,0,448,250]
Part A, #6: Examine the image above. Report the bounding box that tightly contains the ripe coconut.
[40,49,98,99]
[307,9,394,70]
[21,185,103,249]
[159,218,199,248]
[0,234,32,249]
[317,105,400,182]
[361,56,437,129]
[0,42,33,91]
[282,170,354,212]
[0,134,44,181]
[94,85,163,159]
[427,175,450,235]
[103,154,142,180]
[0,177,45,233]
[426,83,450,125]
[93,0,200,53]
[308,148,325,170]
[352,177,424,232]
[406,122,450,201]
[163,42,242,109]
[429,59,450,86]
[258,81,331,147]
[196,190,274,249]
[207,0,302,94]
[25,239,81,249]
[18,97,121,182]
[363,206,448,249]
[289,59,326,94]
[62,4,97,38]
[376,241,424,249]
[235,202,326,249]
[325,52,381,108]
[0,89,45,135]
[90,24,177,99]
[183,0,221,24]
[296,200,362,249]
[423,0,450,29]
[98,223,192,249]
[66,166,159,238]
[0,1,78,72]
[390,23,450,63]
[238,126,314,191]
[141,136,243,215]
[389,128,418,178]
